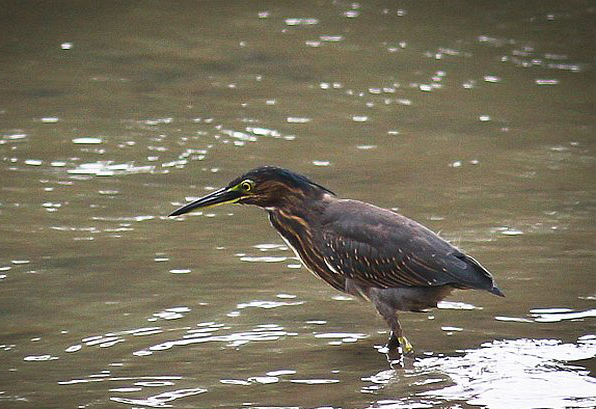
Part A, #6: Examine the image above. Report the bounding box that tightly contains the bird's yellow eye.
[240,180,253,192]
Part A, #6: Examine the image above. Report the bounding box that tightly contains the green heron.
[169,166,504,355]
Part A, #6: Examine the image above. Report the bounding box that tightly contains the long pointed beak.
[169,187,242,216]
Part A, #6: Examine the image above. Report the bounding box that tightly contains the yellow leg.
[398,336,413,354]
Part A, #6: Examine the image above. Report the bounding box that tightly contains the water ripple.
[314,332,369,346]
[239,256,288,263]
[236,300,304,310]
[437,301,481,310]
[418,337,596,409]
[530,308,596,323]
[133,323,294,356]
[496,307,596,324]
[67,161,155,176]
[110,387,207,408]
[364,337,596,409]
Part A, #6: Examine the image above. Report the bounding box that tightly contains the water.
[1,1,595,408]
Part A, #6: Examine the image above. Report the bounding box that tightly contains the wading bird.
[169,166,504,355]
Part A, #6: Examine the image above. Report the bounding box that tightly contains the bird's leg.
[380,315,412,368]
[386,330,400,350]
[371,295,414,356]
[384,315,413,354]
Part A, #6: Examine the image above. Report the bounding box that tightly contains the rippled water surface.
[1,1,595,408]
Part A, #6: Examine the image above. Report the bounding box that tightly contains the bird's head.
[169,166,334,216]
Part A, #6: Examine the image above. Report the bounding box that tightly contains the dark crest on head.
[232,166,332,192]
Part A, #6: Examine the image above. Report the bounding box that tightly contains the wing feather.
[321,200,497,291]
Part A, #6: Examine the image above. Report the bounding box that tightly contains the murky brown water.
[1,1,595,408]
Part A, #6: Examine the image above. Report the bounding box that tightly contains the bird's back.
[319,198,503,295]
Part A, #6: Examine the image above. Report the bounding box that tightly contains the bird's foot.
[385,332,414,355]
[380,334,414,368]
[397,336,413,354]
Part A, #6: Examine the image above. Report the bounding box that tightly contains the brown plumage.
[169,166,504,356]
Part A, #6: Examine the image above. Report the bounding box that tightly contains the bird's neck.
[268,192,331,229]
[267,193,331,256]
[267,193,346,292]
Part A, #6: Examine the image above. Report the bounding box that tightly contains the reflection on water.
[30,294,596,409]
[68,161,156,177]
[364,337,596,409]
[54,327,596,408]
[421,337,596,409]
[531,307,596,323]
[111,387,208,408]
[495,307,596,324]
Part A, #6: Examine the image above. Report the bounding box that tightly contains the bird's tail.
[488,286,505,297]
[458,253,505,297]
